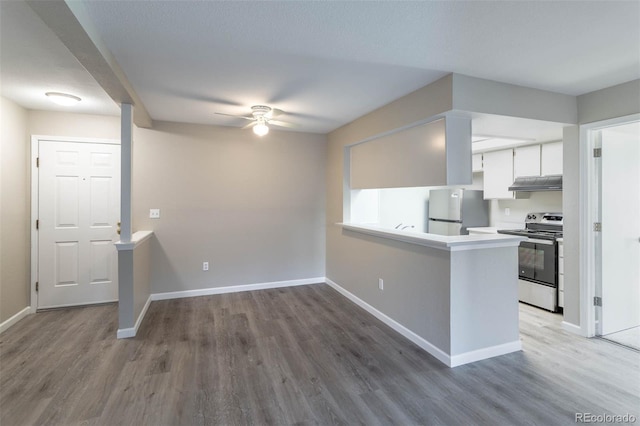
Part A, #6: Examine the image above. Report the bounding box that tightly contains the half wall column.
[120,103,133,243]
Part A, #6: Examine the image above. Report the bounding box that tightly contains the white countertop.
[467,227,502,234]
[114,230,154,251]
[339,223,524,251]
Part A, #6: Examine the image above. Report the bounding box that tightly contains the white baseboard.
[0,307,31,334]
[562,320,586,336]
[450,340,522,367]
[324,278,452,367]
[117,295,152,339]
[325,278,522,368]
[151,277,325,301]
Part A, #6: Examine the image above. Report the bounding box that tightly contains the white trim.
[117,295,152,339]
[561,320,586,336]
[0,307,31,334]
[114,230,154,251]
[116,328,136,339]
[38,299,118,310]
[325,277,521,367]
[30,135,121,312]
[579,114,640,338]
[31,135,120,145]
[324,278,452,366]
[30,137,39,313]
[151,277,325,301]
[450,341,522,368]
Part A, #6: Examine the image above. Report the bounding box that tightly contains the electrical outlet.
[505,208,510,216]
[378,278,384,290]
[203,262,209,271]
[150,209,161,219]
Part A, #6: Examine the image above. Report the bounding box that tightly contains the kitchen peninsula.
[330,223,525,367]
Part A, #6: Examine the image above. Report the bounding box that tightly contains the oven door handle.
[526,238,555,245]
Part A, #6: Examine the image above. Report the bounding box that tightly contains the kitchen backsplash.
[490,191,563,228]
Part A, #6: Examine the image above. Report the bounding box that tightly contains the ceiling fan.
[215,105,295,136]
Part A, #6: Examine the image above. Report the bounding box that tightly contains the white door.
[600,124,640,335]
[38,141,120,309]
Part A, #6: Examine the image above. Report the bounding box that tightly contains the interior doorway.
[31,136,121,310]
[593,121,640,350]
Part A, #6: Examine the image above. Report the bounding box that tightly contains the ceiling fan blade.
[266,108,284,119]
[215,112,254,121]
[269,119,296,129]
[242,121,258,129]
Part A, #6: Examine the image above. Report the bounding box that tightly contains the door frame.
[580,114,640,337]
[30,135,121,313]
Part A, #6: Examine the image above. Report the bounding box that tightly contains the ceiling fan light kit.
[253,120,269,136]
[215,105,295,136]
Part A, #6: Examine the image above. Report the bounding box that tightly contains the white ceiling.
[1,1,639,134]
[0,1,120,116]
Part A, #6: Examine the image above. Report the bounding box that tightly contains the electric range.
[498,213,563,312]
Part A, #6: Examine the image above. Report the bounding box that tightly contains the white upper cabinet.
[482,149,514,199]
[472,153,483,172]
[541,141,563,175]
[514,145,541,177]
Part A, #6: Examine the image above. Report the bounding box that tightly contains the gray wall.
[578,79,640,124]
[133,237,151,322]
[133,121,327,294]
[452,74,577,124]
[0,97,30,323]
[117,236,152,330]
[29,110,121,140]
[26,111,327,297]
[327,77,454,344]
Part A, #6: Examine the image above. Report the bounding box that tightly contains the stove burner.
[497,212,563,241]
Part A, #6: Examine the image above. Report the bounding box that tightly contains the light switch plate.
[149,209,160,219]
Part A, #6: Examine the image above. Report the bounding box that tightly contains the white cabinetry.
[558,239,564,309]
[514,145,541,177]
[472,153,483,172]
[482,149,514,199]
[541,141,563,175]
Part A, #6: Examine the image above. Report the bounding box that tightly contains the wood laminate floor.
[1,283,638,425]
[602,326,640,351]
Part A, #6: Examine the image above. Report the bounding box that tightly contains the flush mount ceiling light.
[45,92,81,106]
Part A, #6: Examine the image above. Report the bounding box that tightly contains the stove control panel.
[525,212,563,225]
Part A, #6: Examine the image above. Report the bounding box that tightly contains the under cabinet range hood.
[508,175,563,192]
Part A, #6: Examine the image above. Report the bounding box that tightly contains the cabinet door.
[541,141,563,175]
[514,145,541,177]
[472,153,483,172]
[482,149,514,199]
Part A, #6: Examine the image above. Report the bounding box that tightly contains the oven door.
[518,239,557,286]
